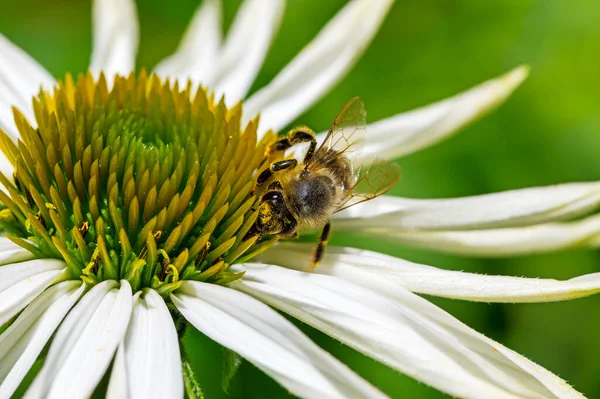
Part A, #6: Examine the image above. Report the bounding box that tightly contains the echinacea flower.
[0,0,592,398]
[335,181,600,257]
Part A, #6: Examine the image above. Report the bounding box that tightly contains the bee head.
[258,191,285,225]
[257,191,297,237]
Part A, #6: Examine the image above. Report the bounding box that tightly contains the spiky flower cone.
[0,71,278,296]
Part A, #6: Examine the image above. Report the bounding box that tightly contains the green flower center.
[0,71,278,295]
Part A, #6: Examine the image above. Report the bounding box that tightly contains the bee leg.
[252,180,282,198]
[243,223,262,241]
[269,131,317,163]
[308,222,331,270]
[299,133,317,164]
[256,159,298,188]
[270,130,316,153]
[267,181,282,190]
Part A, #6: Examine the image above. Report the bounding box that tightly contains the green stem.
[181,344,204,399]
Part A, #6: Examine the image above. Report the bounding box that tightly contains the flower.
[0,0,589,399]
[334,182,600,257]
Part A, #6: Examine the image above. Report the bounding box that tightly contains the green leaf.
[221,347,242,394]
[182,357,205,399]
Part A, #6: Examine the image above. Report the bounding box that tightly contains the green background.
[2,0,600,397]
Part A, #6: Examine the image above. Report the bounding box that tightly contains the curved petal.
[358,213,600,257]
[90,0,139,79]
[0,281,85,399]
[106,343,128,399]
[0,237,36,265]
[0,36,55,97]
[334,181,600,231]
[0,97,19,138]
[212,0,285,105]
[232,264,584,399]
[0,78,32,138]
[107,289,182,399]
[0,259,66,325]
[0,34,55,136]
[153,0,222,87]
[172,281,387,399]
[260,243,600,302]
[338,65,528,162]
[243,0,393,134]
[26,280,133,399]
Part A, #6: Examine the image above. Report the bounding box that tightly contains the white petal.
[0,95,19,138]
[0,35,55,136]
[233,264,584,399]
[0,237,35,265]
[26,280,133,399]
[334,181,600,231]
[359,213,600,257]
[0,259,66,325]
[153,0,222,87]
[0,36,55,97]
[172,281,387,399]
[0,77,30,139]
[243,0,393,134]
[343,65,528,162]
[212,0,285,105]
[109,289,182,399]
[90,0,139,79]
[0,281,84,399]
[106,343,128,399]
[0,36,55,101]
[260,243,600,303]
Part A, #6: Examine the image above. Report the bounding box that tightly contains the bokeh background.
[2,0,600,397]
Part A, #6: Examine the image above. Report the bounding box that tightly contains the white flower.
[0,1,590,399]
[335,182,600,257]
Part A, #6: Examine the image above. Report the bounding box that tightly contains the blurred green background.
[3,0,600,397]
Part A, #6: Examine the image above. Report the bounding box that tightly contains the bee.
[251,97,401,267]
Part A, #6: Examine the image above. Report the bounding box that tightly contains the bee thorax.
[287,176,336,225]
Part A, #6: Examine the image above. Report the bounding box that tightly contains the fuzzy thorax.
[0,71,278,295]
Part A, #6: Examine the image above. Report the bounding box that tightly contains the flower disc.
[0,71,277,294]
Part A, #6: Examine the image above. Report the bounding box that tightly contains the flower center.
[0,71,278,295]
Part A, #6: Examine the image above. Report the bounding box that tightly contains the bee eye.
[262,191,283,204]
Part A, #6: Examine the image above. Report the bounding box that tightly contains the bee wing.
[307,97,366,169]
[337,160,401,211]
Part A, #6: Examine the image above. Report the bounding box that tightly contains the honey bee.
[249,97,401,267]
